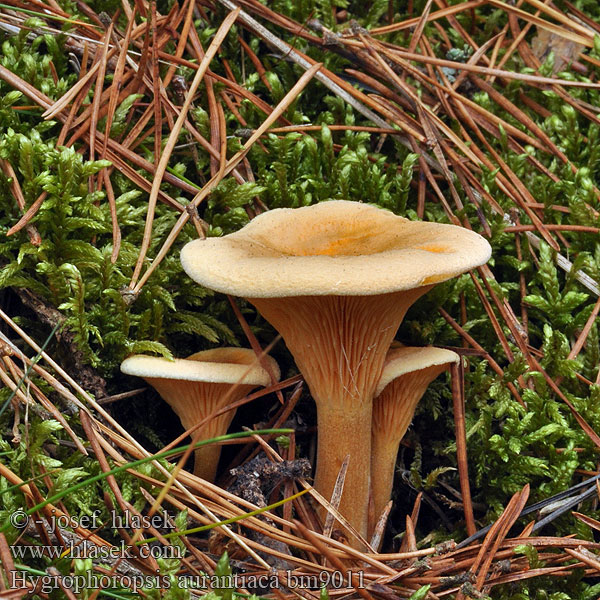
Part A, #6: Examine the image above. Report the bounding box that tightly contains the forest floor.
[2,1,600,598]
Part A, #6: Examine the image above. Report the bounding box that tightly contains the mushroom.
[121,348,280,482]
[180,200,491,540]
[369,346,459,535]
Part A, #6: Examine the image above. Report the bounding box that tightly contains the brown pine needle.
[129,7,241,286]
[130,61,324,293]
[451,362,476,537]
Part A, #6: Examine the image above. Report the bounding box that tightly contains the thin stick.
[505,224,600,233]
[451,361,476,536]
[568,295,600,360]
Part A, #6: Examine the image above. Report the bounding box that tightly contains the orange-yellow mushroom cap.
[180,200,492,297]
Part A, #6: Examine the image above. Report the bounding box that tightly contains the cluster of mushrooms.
[121,200,491,549]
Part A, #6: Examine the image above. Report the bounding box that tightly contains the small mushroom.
[181,200,490,540]
[121,348,279,482]
[370,346,459,534]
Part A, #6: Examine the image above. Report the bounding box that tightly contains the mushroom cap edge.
[180,201,492,298]
[121,348,279,387]
[375,346,460,397]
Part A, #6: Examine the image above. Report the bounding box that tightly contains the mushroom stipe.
[248,289,428,541]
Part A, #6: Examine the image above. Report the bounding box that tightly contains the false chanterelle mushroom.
[369,346,460,535]
[180,200,490,542]
[121,348,279,482]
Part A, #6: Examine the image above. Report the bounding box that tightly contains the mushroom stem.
[191,444,222,483]
[249,288,428,543]
[370,363,449,533]
[313,401,373,538]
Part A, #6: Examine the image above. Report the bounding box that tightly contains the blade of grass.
[0,322,61,420]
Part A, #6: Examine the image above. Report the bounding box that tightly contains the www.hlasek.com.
[11,540,184,561]
[11,570,367,594]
